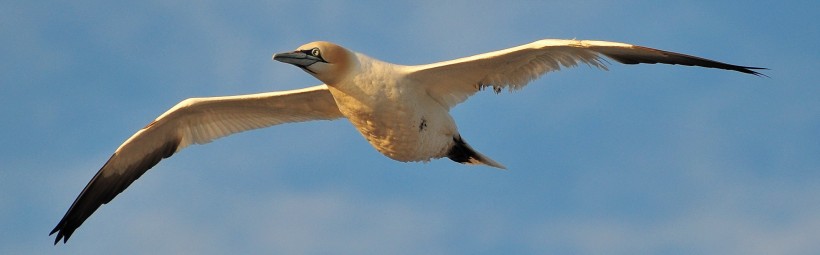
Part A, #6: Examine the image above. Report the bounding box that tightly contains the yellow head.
[273,41,356,85]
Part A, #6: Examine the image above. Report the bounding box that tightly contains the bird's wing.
[406,39,766,108]
[50,84,342,244]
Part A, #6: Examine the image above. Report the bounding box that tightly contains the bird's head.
[273,41,355,85]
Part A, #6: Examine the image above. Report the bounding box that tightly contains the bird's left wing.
[406,39,766,109]
[50,84,342,244]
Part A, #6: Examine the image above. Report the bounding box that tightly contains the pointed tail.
[446,135,506,169]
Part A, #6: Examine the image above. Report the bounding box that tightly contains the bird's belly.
[330,88,455,162]
[348,106,455,162]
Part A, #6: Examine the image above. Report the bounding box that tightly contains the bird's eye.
[311,48,321,57]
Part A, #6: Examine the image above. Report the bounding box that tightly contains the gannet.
[50,39,765,244]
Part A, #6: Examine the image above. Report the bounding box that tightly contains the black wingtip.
[49,137,182,245]
[739,66,770,78]
[50,225,60,245]
[598,45,770,78]
[50,224,71,245]
[50,232,62,245]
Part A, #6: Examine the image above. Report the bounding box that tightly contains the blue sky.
[2,1,819,254]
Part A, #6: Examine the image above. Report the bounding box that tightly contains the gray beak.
[273,51,323,68]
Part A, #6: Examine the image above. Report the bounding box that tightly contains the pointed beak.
[273,51,322,68]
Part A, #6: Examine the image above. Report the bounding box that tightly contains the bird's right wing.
[50,84,342,244]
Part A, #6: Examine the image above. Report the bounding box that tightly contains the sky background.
[2,1,819,254]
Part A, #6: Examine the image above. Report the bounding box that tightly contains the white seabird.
[50,39,765,244]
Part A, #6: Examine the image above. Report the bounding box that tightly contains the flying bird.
[50,39,765,244]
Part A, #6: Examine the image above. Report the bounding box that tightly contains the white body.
[328,53,456,162]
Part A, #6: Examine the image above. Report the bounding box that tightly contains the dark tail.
[447,135,506,169]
